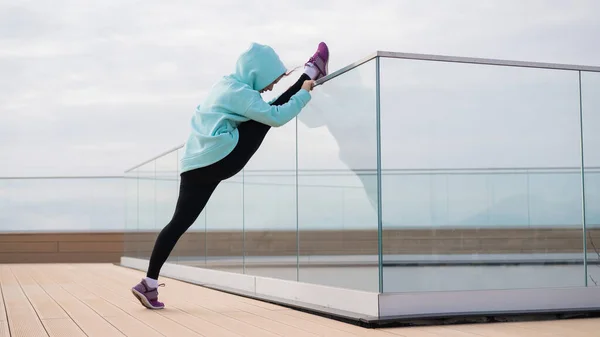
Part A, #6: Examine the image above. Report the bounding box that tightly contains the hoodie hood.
[232,42,287,91]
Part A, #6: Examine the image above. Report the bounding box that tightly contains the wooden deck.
[0,264,598,337]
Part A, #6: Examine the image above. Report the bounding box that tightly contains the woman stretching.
[131,42,330,309]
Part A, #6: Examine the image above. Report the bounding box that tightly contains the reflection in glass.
[582,71,600,286]
[297,59,379,291]
[241,92,298,279]
[380,58,583,292]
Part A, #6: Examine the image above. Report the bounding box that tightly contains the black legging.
[146,73,310,279]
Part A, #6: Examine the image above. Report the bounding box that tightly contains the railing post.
[295,117,300,281]
[242,168,246,274]
[578,70,588,286]
[376,55,384,293]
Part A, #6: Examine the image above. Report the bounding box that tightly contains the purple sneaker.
[131,279,165,309]
[305,42,329,80]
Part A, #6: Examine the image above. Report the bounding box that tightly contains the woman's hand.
[302,80,315,92]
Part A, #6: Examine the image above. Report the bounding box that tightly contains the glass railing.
[124,52,600,294]
[0,176,124,232]
[582,70,600,287]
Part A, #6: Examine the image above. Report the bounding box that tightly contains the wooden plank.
[10,265,67,320]
[0,321,9,337]
[78,264,323,337]
[84,264,253,313]
[59,241,123,253]
[0,252,123,264]
[0,242,57,253]
[0,233,123,242]
[111,264,287,313]
[5,264,600,336]
[53,276,181,337]
[440,322,560,337]
[42,319,86,337]
[381,327,439,336]
[274,309,393,337]
[0,270,7,322]
[25,266,126,337]
[71,265,251,336]
[414,326,498,337]
[102,315,165,337]
[0,265,49,337]
[225,311,321,337]
[511,319,593,336]
[150,309,242,337]
[60,283,126,318]
[90,265,370,337]
[173,311,280,337]
[51,266,204,337]
[230,308,357,337]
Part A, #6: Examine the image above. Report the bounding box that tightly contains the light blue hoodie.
[180,43,312,173]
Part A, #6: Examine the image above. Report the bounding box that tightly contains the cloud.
[1,0,599,176]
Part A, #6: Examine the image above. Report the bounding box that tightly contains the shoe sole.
[320,47,330,79]
[325,48,329,75]
[131,288,164,310]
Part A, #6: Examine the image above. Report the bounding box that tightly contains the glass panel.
[582,71,600,287]
[205,172,244,273]
[243,74,299,280]
[174,147,208,268]
[124,169,139,258]
[297,60,379,291]
[0,177,123,232]
[380,58,583,292]
[155,150,179,263]
[136,161,157,260]
[0,179,5,229]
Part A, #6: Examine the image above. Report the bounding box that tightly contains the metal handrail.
[314,50,600,87]
[376,51,600,72]
[6,166,600,180]
[314,52,377,86]
[124,144,184,173]
[126,166,600,175]
[0,175,123,180]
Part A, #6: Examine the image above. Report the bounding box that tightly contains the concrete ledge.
[255,276,378,316]
[379,286,600,319]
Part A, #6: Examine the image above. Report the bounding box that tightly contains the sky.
[2,0,600,176]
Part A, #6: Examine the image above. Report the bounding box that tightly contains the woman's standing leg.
[145,180,219,280]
